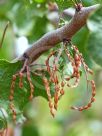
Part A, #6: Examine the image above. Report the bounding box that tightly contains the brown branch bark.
[17,4,100,64]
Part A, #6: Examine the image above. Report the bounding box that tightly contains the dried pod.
[43,76,55,117]
[26,66,34,101]
[19,72,24,88]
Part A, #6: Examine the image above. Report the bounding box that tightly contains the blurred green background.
[0,0,102,136]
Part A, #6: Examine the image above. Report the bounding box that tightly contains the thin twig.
[0,21,10,48]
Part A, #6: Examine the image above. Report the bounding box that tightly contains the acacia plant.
[0,0,101,135]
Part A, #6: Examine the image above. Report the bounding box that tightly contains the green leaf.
[0,108,7,131]
[22,122,39,136]
[34,0,46,3]
[54,0,72,11]
[87,6,102,66]
[93,0,102,5]
[0,60,53,120]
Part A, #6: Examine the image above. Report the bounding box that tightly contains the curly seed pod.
[54,83,60,110]
[46,51,55,73]
[60,81,65,96]
[63,42,81,88]
[9,74,17,101]
[58,81,65,100]
[43,76,55,117]
[53,53,62,110]
[19,72,24,89]
[72,45,93,75]
[26,66,34,101]
[9,103,16,122]
[45,49,62,111]
[71,79,96,111]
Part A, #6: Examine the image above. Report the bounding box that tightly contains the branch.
[62,8,75,18]
[17,4,100,64]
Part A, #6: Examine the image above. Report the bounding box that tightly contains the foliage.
[87,6,102,66]
[0,60,54,120]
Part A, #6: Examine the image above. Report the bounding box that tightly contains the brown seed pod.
[19,72,24,89]
[26,66,34,101]
[58,81,65,100]
[62,41,96,112]
[72,45,93,75]
[54,84,60,110]
[71,79,96,111]
[9,58,35,121]
[9,74,17,102]
[43,76,55,117]
[63,43,81,88]
[45,49,63,112]
[9,103,16,122]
